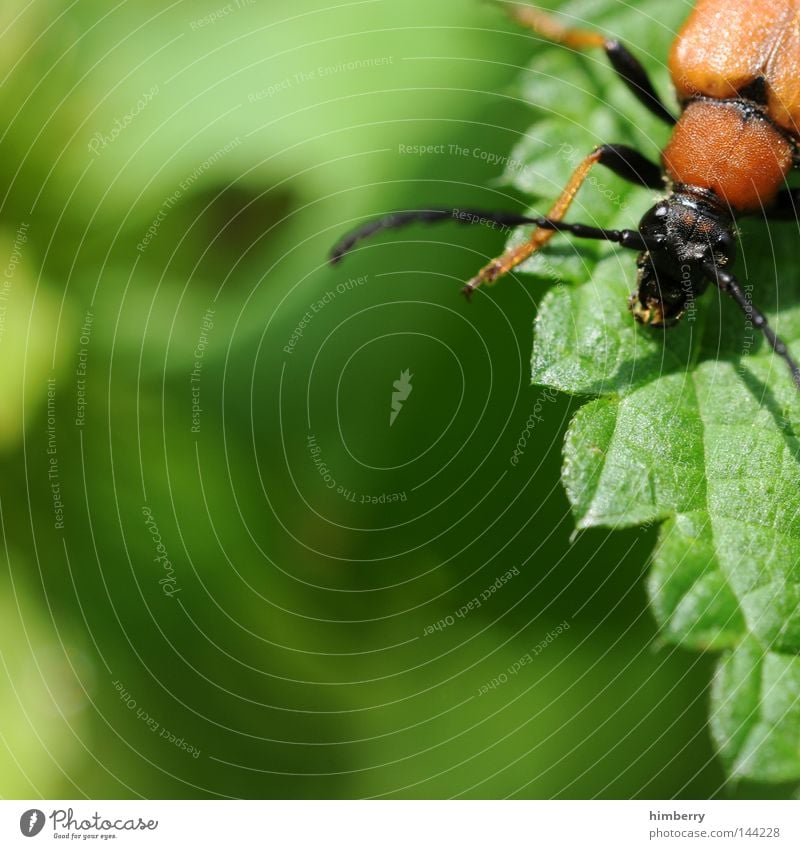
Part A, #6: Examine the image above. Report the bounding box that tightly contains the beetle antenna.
[703,262,800,389]
[329,208,540,265]
[329,207,653,267]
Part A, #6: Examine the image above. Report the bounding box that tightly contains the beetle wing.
[769,6,800,133]
[670,0,800,135]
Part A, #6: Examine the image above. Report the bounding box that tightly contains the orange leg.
[495,1,675,125]
[502,2,606,50]
[463,149,603,297]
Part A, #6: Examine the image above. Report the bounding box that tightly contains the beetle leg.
[463,147,630,297]
[589,144,663,189]
[499,1,676,125]
[703,262,800,390]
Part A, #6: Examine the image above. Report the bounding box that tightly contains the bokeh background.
[0,0,775,798]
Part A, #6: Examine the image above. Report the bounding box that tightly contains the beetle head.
[629,188,736,327]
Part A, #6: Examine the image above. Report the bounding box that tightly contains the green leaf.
[648,513,745,652]
[506,0,800,784]
[564,365,800,657]
[712,639,800,784]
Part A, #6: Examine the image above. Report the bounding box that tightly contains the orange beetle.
[331,0,800,387]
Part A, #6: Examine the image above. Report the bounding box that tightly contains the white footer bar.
[2,800,796,848]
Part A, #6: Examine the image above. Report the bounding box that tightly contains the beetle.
[330,0,800,388]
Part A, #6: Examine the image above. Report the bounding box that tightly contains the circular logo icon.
[19,810,45,837]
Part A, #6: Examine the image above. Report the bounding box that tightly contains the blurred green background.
[0,0,762,798]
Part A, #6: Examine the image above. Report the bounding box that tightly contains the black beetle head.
[629,188,736,327]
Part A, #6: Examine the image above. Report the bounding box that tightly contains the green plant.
[503,0,800,785]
